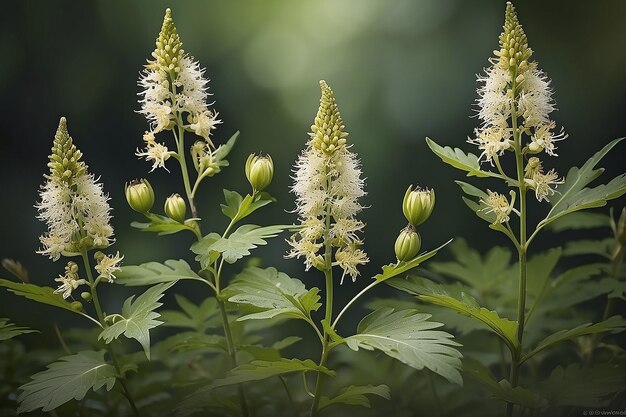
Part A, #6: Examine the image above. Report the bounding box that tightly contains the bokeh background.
[1,0,625,337]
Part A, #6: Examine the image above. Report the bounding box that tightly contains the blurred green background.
[1,0,625,333]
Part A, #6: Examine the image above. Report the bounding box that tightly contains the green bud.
[70,301,84,311]
[245,154,274,192]
[402,185,435,226]
[164,193,187,223]
[125,179,155,213]
[80,292,92,301]
[394,226,421,262]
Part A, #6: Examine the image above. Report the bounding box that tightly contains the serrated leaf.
[547,211,610,232]
[426,138,499,178]
[190,233,222,270]
[463,359,547,409]
[99,282,174,359]
[562,238,614,259]
[0,318,37,340]
[223,267,321,322]
[540,363,626,407]
[387,276,519,351]
[115,259,204,287]
[345,308,463,385]
[522,316,626,362]
[206,224,289,264]
[159,295,221,331]
[428,238,513,293]
[209,358,335,389]
[373,240,452,282]
[540,138,626,228]
[239,337,302,361]
[220,189,275,222]
[0,278,96,323]
[319,384,391,410]
[131,213,199,236]
[17,350,116,413]
[159,332,227,353]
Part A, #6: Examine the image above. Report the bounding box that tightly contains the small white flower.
[468,126,513,163]
[528,121,567,156]
[53,262,83,299]
[335,246,369,284]
[480,190,514,224]
[135,142,175,172]
[525,167,564,202]
[189,110,221,144]
[95,251,124,282]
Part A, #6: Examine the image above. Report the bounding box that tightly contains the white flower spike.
[36,118,114,261]
[287,81,368,282]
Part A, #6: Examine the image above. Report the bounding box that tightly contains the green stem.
[174,124,198,218]
[507,67,528,417]
[602,245,625,321]
[310,264,333,417]
[80,251,141,417]
[332,280,378,329]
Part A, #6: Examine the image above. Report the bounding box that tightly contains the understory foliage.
[1,3,625,417]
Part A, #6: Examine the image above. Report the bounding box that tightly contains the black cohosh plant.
[1,4,625,417]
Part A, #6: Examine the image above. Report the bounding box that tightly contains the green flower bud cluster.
[46,117,87,187]
[245,154,274,192]
[165,193,187,223]
[394,185,436,262]
[125,179,155,214]
[495,2,533,74]
[309,80,349,154]
[148,8,185,74]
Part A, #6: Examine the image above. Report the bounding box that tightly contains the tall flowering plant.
[417,3,626,416]
[0,4,624,417]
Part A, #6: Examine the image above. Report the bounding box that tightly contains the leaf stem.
[332,280,378,330]
[80,250,141,417]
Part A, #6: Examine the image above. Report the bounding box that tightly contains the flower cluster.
[469,2,566,163]
[36,118,114,261]
[480,190,515,224]
[524,157,564,202]
[137,8,221,172]
[469,2,565,202]
[53,261,85,299]
[287,81,368,283]
[94,251,124,282]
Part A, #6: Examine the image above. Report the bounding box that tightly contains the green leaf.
[540,363,626,407]
[427,238,513,293]
[562,238,614,259]
[221,189,275,222]
[373,240,452,282]
[222,267,321,322]
[211,131,239,169]
[210,358,334,389]
[99,282,174,359]
[319,384,391,410]
[345,308,463,385]
[159,332,227,353]
[159,295,221,331]
[463,359,546,409]
[0,318,37,341]
[17,350,116,413]
[131,213,199,236]
[547,211,610,232]
[239,337,303,361]
[540,138,626,228]
[426,138,498,178]
[190,233,222,270]
[388,276,519,351]
[115,259,204,287]
[204,224,289,264]
[522,316,626,362]
[0,278,95,323]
